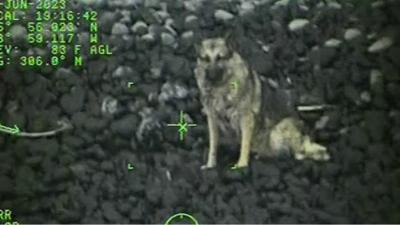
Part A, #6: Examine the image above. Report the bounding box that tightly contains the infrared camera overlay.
[1,0,400,224]
[0,0,112,69]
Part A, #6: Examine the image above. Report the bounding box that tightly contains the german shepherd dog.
[194,37,330,169]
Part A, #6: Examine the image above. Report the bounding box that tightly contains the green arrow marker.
[128,82,135,88]
[0,123,20,136]
[127,163,134,171]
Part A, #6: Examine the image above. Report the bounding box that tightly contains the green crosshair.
[167,111,197,141]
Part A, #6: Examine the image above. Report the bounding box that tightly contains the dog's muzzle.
[205,66,224,83]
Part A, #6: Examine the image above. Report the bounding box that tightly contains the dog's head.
[196,37,234,85]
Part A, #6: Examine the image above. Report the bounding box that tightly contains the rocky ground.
[1,0,400,223]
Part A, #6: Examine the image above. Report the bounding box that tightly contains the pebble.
[111,23,130,35]
[148,24,162,37]
[371,0,385,8]
[327,1,342,9]
[239,2,255,16]
[132,21,148,35]
[102,202,123,222]
[288,19,310,31]
[112,66,133,78]
[9,24,27,44]
[324,39,342,48]
[165,55,191,77]
[349,126,369,148]
[164,17,175,30]
[161,32,176,47]
[344,28,362,41]
[144,0,160,8]
[315,115,330,130]
[0,175,14,194]
[184,15,199,29]
[309,46,337,66]
[368,36,393,53]
[101,96,118,115]
[274,0,289,7]
[80,0,100,5]
[370,69,384,95]
[120,10,132,24]
[158,82,189,102]
[60,86,85,114]
[155,10,170,23]
[136,107,162,141]
[360,91,372,103]
[108,0,142,7]
[110,114,139,137]
[15,166,36,196]
[100,161,114,172]
[99,12,120,34]
[365,110,387,142]
[141,33,156,43]
[214,9,235,21]
[181,31,194,46]
[367,32,377,40]
[183,0,201,12]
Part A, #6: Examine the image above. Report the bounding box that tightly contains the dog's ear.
[224,29,236,51]
[225,24,245,51]
[193,32,203,54]
[194,42,201,54]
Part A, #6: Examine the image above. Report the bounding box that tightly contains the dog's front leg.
[236,112,255,168]
[201,111,219,169]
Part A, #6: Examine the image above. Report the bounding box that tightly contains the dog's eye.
[216,51,232,60]
[200,55,211,62]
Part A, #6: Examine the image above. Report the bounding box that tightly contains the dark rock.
[98,12,121,34]
[132,21,148,35]
[278,216,298,223]
[214,9,235,22]
[145,181,162,204]
[117,201,132,216]
[164,54,191,77]
[80,193,98,214]
[158,82,189,102]
[136,107,163,142]
[102,176,118,198]
[85,144,107,160]
[63,135,84,148]
[161,32,176,47]
[15,166,36,196]
[111,23,130,35]
[344,85,360,104]
[101,201,123,222]
[112,66,134,78]
[184,15,199,29]
[110,114,139,138]
[0,175,14,194]
[348,126,369,148]
[250,52,273,74]
[100,161,114,172]
[386,83,400,105]
[162,186,181,207]
[69,163,90,178]
[364,110,387,142]
[252,161,281,189]
[129,202,144,221]
[309,46,337,67]
[60,86,86,115]
[52,168,71,181]
[88,60,107,81]
[84,117,108,132]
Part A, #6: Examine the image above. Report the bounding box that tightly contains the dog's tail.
[271,117,330,161]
